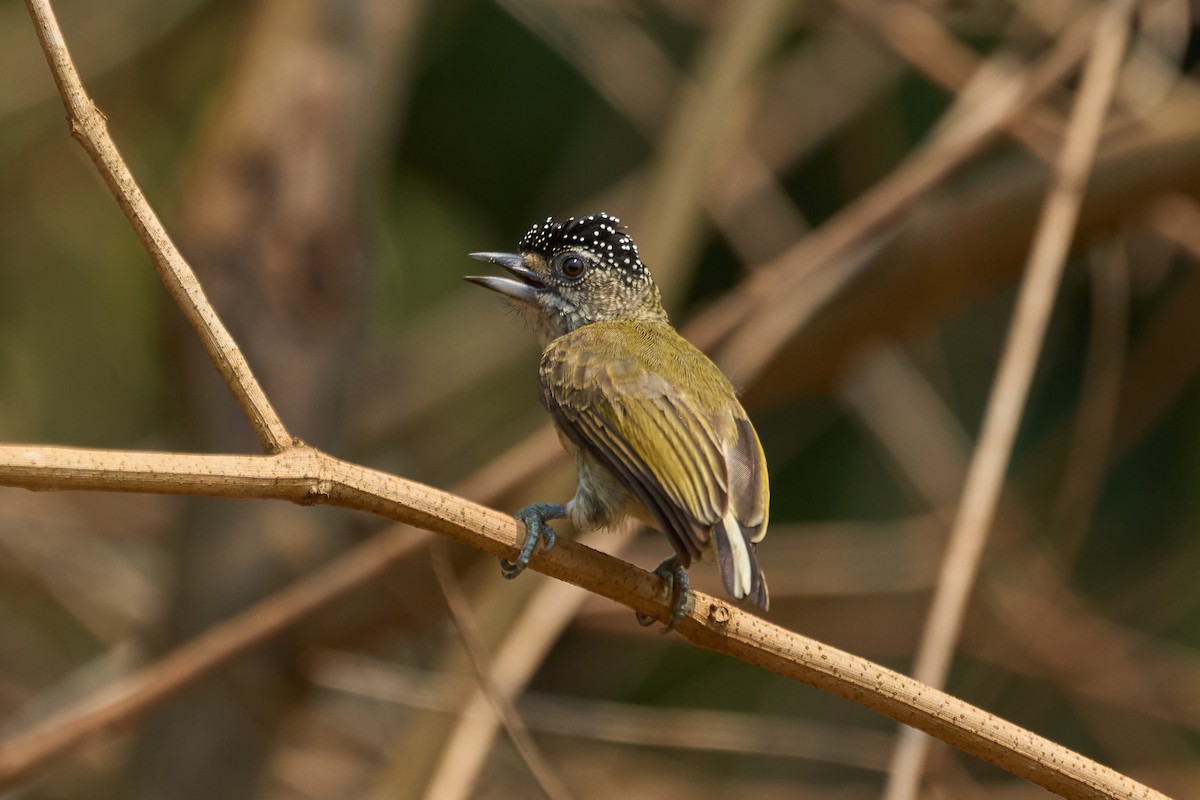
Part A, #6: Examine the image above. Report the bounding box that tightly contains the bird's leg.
[636,556,691,633]
[503,503,567,579]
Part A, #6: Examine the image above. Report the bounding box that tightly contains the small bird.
[466,213,768,628]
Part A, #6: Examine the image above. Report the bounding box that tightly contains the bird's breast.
[566,446,649,531]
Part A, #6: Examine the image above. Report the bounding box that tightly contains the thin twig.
[429,542,574,800]
[0,444,1168,800]
[23,0,291,453]
[884,2,1137,797]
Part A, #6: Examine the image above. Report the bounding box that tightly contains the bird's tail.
[713,511,769,610]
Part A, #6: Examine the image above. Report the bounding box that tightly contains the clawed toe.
[636,557,691,632]
[502,503,566,579]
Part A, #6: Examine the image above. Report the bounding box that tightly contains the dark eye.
[557,254,586,278]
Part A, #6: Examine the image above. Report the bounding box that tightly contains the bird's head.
[467,212,667,345]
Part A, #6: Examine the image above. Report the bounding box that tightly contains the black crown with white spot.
[519,213,651,283]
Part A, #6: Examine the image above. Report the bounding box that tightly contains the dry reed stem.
[24,0,291,454]
[884,2,1137,797]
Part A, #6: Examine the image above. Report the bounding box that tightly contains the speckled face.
[515,213,666,341]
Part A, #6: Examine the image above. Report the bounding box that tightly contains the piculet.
[466,212,768,629]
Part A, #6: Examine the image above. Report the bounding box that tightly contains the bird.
[465,212,768,629]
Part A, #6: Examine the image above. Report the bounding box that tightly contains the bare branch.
[23,0,291,453]
[0,443,1170,800]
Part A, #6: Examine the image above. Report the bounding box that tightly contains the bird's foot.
[636,556,691,633]
[502,503,566,579]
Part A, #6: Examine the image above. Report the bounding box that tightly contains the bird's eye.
[557,254,587,279]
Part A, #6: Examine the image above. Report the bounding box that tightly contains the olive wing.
[539,325,768,607]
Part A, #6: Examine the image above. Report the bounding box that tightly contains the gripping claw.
[636,557,691,632]
[503,503,567,579]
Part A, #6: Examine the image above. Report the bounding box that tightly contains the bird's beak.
[465,252,547,305]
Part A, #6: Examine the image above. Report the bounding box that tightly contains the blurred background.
[2,0,1200,797]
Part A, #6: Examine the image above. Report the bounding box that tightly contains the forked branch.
[25,0,291,453]
[0,444,1170,800]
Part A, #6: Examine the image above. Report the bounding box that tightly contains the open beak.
[465,252,546,305]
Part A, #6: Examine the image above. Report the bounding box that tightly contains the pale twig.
[428,542,574,800]
[24,0,291,453]
[885,2,1137,797]
[0,444,1168,799]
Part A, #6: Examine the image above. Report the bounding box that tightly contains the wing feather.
[539,322,769,606]
[550,399,703,561]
